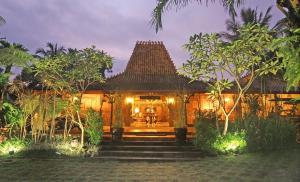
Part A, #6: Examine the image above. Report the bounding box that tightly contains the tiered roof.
[104,41,206,92]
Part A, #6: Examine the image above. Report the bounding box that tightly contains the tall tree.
[151,0,244,32]
[271,28,300,90]
[181,24,279,135]
[276,0,300,29]
[34,46,113,145]
[0,16,5,26]
[35,42,66,58]
[0,40,28,73]
[0,40,33,126]
[0,16,5,39]
[221,6,272,41]
[151,0,300,32]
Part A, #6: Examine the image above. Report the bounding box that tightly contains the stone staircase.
[97,135,203,162]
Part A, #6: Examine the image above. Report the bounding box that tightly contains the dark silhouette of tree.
[35,42,66,58]
[151,0,300,32]
[221,6,272,41]
[276,0,300,29]
[0,40,28,73]
[0,16,5,26]
[151,0,245,32]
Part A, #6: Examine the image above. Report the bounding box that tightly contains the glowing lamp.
[224,97,230,103]
[166,97,175,104]
[73,96,79,101]
[125,97,134,104]
[134,107,140,113]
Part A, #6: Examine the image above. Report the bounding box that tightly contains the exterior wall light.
[224,97,230,103]
[166,97,175,105]
[125,97,134,104]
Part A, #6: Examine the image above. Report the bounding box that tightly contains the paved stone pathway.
[0,149,299,181]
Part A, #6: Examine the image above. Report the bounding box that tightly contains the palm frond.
[0,16,6,26]
[151,0,245,32]
[261,6,272,26]
[35,48,47,56]
[221,6,272,41]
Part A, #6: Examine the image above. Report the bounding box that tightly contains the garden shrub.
[0,138,31,156]
[194,113,247,154]
[22,136,99,157]
[2,102,23,136]
[85,108,103,145]
[233,115,296,152]
[194,112,219,153]
[213,131,247,154]
[52,136,84,156]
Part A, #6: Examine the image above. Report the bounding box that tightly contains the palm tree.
[151,0,245,32]
[35,42,66,58]
[0,40,28,73]
[0,16,5,26]
[276,0,300,29]
[274,0,300,36]
[221,6,272,41]
[151,0,300,32]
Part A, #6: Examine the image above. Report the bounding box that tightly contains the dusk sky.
[0,0,283,75]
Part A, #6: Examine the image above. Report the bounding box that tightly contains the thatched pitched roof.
[103,41,207,92]
[227,73,300,94]
[246,74,299,94]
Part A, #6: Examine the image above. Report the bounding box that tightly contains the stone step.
[123,136,175,142]
[102,141,193,146]
[103,136,176,142]
[99,150,204,158]
[124,132,174,136]
[101,145,198,151]
[93,156,203,162]
[104,132,194,136]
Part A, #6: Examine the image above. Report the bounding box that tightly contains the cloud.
[0,0,283,74]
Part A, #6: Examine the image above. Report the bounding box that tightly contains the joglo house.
[39,41,300,140]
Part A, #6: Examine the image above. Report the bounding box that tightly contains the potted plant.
[174,121,187,143]
[111,95,123,142]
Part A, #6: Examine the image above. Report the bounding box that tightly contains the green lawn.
[0,148,299,182]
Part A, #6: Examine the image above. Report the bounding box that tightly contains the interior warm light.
[125,97,134,104]
[134,107,140,113]
[73,96,79,101]
[203,103,213,110]
[166,97,175,104]
[224,97,230,103]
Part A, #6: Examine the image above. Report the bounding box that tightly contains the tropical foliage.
[0,16,5,26]
[221,6,272,41]
[85,108,103,145]
[232,115,297,152]
[151,0,245,32]
[35,42,66,58]
[152,0,300,32]
[194,112,297,154]
[271,28,300,90]
[34,45,112,146]
[181,24,279,135]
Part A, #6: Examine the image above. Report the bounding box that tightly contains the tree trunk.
[80,125,84,146]
[76,111,84,146]
[223,115,229,135]
[215,114,220,134]
[22,125,26,139]
[50,96,56,140]
[64,116,68,140]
